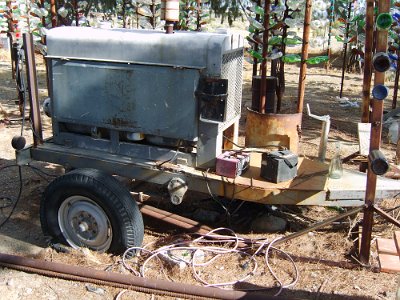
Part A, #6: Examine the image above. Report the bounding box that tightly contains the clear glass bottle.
[329,142,343,179]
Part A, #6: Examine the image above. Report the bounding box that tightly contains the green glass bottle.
[248,49,264,60]
[376,13,393,30]
[306,56,329,65]
[282,54,301,63]
[250,5,264,16]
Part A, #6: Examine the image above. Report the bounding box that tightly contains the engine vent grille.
[220,48,243,129]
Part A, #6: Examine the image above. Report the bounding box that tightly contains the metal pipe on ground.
[273,206,364,247]
[139,203,212,235]
[0,252,298,300]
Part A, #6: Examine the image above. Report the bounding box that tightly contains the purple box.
[215,151,250,178]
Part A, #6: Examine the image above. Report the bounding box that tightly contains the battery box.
[216,151,250,178]
[260,150,298,183]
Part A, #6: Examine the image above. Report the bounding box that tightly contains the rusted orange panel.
[245,108,302,153]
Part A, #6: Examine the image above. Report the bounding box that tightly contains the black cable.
[28,166,51,182]
[158,150,180,168]
[222,134,245,149]
[202,170,231,223]
[157,140,182,168]
[0,162,59,229]
[0,165,23,230]
[27,164,58,178]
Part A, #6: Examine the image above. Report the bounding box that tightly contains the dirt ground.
[1,42,400,300]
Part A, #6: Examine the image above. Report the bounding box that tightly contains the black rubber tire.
[40,168,144,254]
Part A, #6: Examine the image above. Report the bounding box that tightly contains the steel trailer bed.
[17,140,400,208]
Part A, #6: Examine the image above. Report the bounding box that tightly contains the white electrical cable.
[265,237,299,296]
[121,228,299,293]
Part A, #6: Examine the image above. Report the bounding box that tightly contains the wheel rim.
[58,196,112,252]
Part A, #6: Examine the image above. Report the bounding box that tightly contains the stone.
[86,285,105,295]
[192,208,221,224]
[6,279,15,287]
[250,214,287,233]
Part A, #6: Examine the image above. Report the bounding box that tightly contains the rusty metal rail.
[0,252,298,300]
[139,203,212,235]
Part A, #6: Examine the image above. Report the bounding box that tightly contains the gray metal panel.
[51,59,200,141]
[54,132,196,166]
[46,27,233,76]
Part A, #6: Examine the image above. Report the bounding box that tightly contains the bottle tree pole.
[252,0,261,77]
[325,0,335,70]
[392,49,400,109]
[6,0,15,79]
[339,0,353,98]
[6,1,13,33]
[297,0,312,114]
[277,1,289,112]
[259,0,270,114]
[50,0,57,27]
[73,0,79,26]
[196,0,201,31]
[359,0,390,265]
[361,0,374,122]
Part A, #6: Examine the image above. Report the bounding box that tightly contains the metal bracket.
[167,177,188,205]
[16,147,33,165]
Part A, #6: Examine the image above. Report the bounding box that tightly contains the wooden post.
[361,0,375,122]
[259,0,270,114]
[297,0,312,114]
[392,49,400,109]
[359,0,390,265]
[339,0,353,98]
